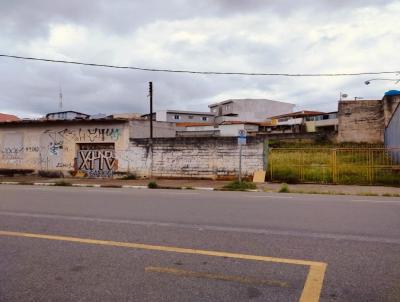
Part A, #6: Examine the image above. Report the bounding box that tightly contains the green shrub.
[222,180,257,191]
[38,170,64,178]
[121,173,137,180]
[278,183,290,193]
[148,181,158,189]
[272,169,300,184]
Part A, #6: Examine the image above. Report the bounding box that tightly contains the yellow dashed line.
[145,266,289,288]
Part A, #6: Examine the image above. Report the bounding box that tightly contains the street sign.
[238,129,247,138]
[238,137,246,145]
[237,129,247,182]
[238,129,247,145]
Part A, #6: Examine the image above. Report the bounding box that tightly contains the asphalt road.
[0,185,399,302]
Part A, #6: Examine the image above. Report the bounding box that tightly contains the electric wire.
[1,54,399,77]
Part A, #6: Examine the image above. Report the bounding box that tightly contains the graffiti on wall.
[77,149,117,177]
[42,127,121,156]
[0,127,122,172]
[1,133,24,162]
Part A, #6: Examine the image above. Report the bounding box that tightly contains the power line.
[0,54,399,77]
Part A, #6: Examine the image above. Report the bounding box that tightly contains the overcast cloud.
[0,0,399,118]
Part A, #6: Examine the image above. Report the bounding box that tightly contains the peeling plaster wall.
[0,122,265,179]
[123,136,265,179]
[0,121,129,173]
[337,100,384,143]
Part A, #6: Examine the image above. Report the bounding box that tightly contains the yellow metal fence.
[268,148,400,185]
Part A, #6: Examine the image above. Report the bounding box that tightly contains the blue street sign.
[238,137,246,145]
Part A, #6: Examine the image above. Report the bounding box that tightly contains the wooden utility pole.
[148,82,154,179]
[149,82,153,139]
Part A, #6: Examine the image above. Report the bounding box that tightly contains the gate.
[268,148,400,185]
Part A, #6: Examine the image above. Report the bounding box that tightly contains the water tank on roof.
[384,90,400,96]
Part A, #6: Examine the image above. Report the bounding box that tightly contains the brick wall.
[121,136,265,179]
[337,100,384,143]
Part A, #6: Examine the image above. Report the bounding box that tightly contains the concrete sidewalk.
[259,182,400,196]
[1,175,400,196]
[0,176,229,190]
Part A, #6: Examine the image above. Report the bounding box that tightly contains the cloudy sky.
[0,0,399,118]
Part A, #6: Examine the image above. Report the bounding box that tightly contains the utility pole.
[149,82,153,139]
[148,82,154,179]
[238,144,242,182]
[59,85,63,110]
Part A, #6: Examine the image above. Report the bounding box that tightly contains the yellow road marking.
[299,263,327,302]
[0,230,327,302]
[145,266,289,288]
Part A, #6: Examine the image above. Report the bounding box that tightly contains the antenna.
[59,85,63,110]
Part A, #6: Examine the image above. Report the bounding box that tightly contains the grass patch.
[54,181,72,186]
[381,193,400,197]
[120,173,137,180]
[148,181,158,189]
[291,190,347,195]
[222,180,257,191]
[268,147,400,186]
[183,186,194,190]
[278,183,290,193]
[357,192,379,196]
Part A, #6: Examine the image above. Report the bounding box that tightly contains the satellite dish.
[341,93,348,98]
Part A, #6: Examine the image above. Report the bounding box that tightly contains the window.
[202,117,208,121]
[188,115,194,119]
[174,115,180,120]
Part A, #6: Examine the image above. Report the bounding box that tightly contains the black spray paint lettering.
[78,150,116,171]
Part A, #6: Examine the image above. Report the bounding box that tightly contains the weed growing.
[54,181,72,186]
[278,183,290,193]
[121,174,137,180]
[148,181,158,189]
[222,180,257,191]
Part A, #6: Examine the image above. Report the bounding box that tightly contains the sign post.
[237,129,247,182]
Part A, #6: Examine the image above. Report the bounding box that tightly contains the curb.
[72,184,101,188]
[33,182,56,186]
[121,185,148,189]
[0,181,216,191]
[192,187,215,191]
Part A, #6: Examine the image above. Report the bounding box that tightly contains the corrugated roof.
[208,98,295,108]
[219,121,260,125]
[268,110,326,119]
[0,117,129,126]
[45,110,89,117]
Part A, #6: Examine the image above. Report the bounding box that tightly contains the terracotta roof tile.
[0,113,19,122]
